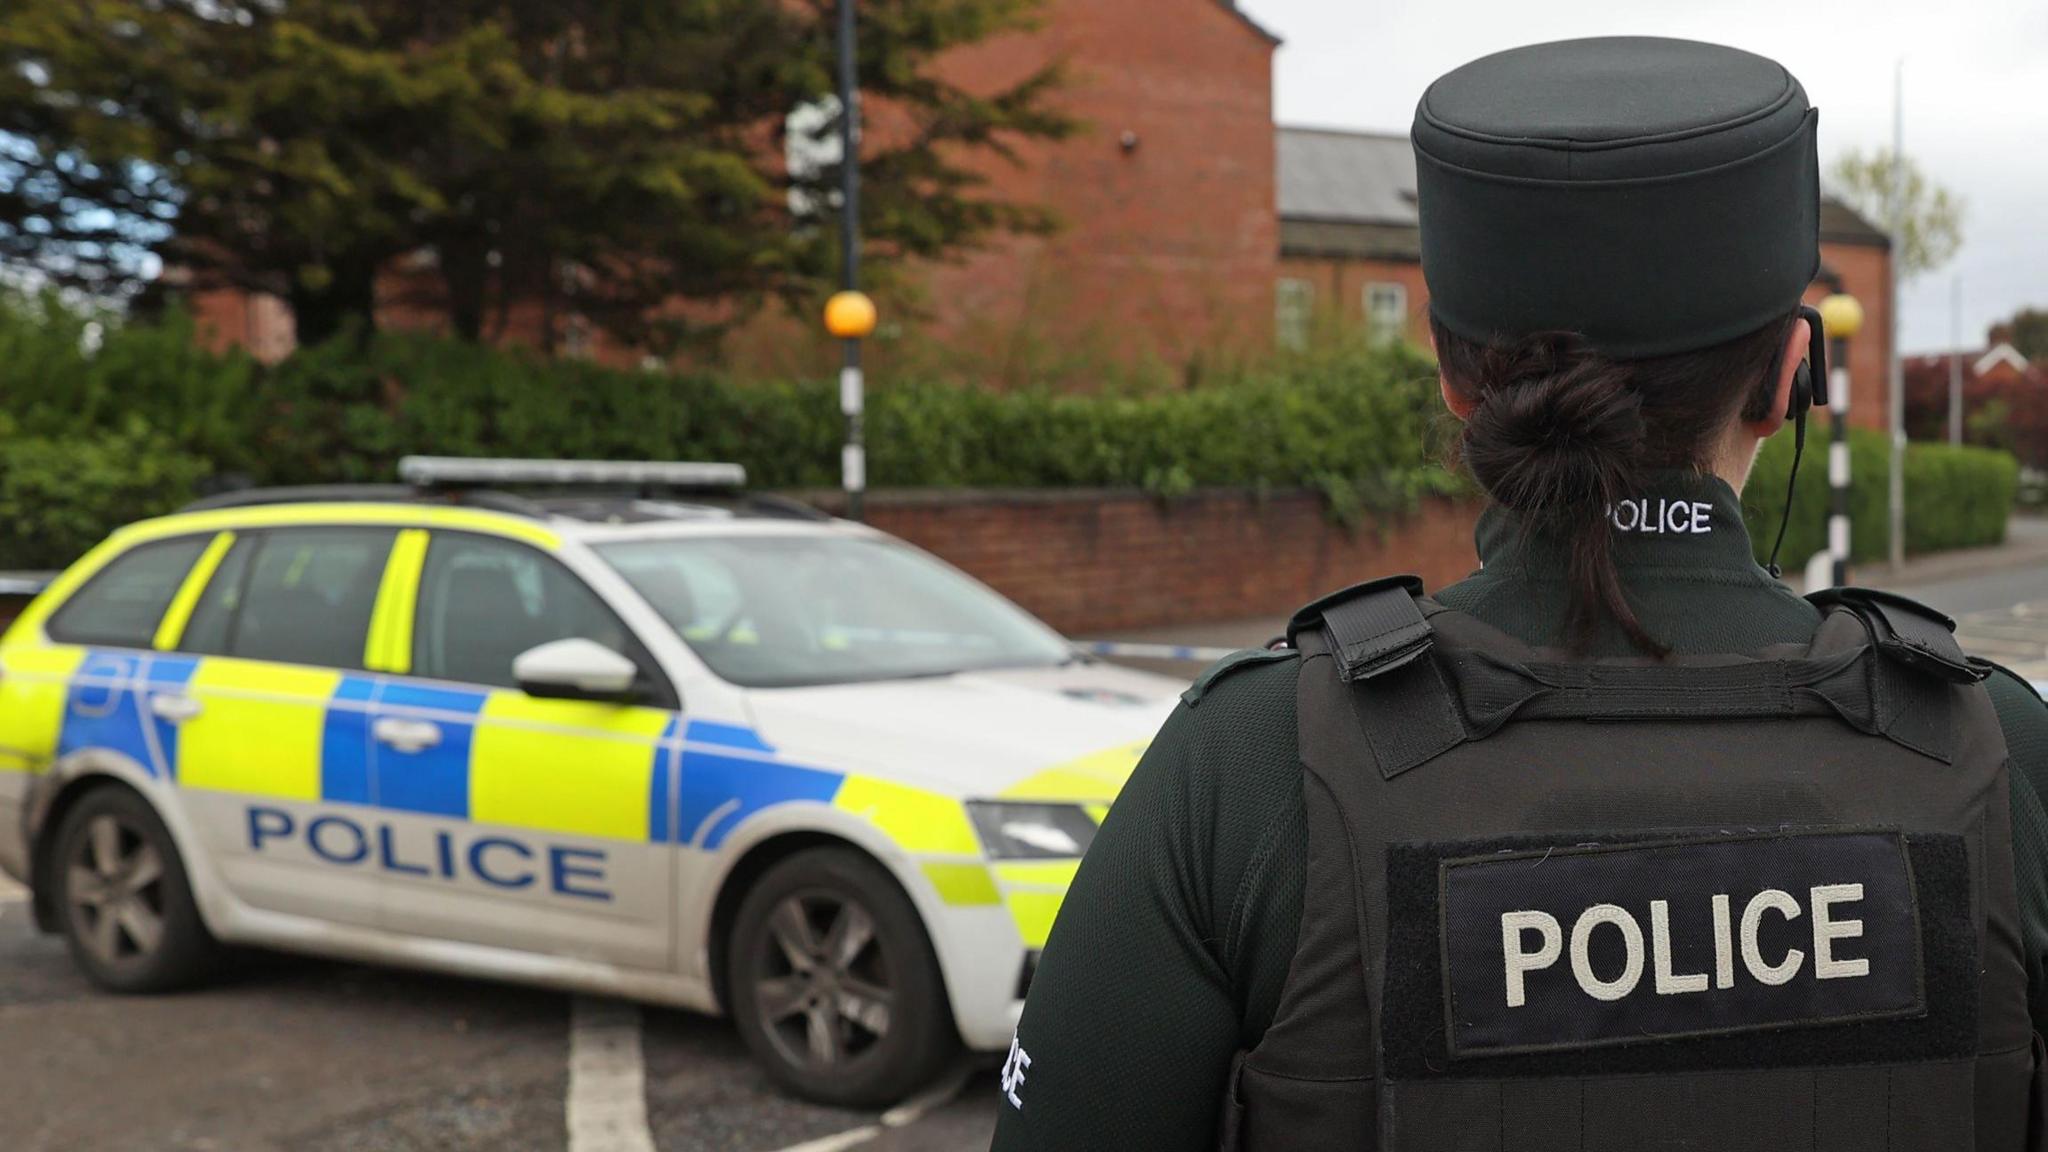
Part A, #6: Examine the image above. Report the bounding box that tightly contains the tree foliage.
[0,0,1071,348]
[1997,307,2048,363]
[1827,149,1965,283]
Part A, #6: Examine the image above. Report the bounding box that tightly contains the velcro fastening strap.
[1347,655,1469,779]
[1322,584,1434,684]
[1808,587,1985,684]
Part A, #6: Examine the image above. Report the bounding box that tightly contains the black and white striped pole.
[1817,292,1865,588]
[826,0,873,521]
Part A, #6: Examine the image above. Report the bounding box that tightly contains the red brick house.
[1903,342,2048,467]
[910,0,1282,374]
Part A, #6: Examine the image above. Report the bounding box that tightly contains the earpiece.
[1788,362,1812,421]
[1787,304,1829,419]
[1766,304,1831,579]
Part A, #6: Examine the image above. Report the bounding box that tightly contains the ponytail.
[1435,315,1791,653]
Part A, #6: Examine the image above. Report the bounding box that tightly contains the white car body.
[0,497,1181,1053]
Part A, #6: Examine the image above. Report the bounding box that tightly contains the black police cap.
[1413,37,1820,359]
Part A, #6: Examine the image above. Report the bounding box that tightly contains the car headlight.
[966,801,1099,860]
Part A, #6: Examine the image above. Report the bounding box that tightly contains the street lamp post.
[834,0,867,521]
[1818,292,1864,588]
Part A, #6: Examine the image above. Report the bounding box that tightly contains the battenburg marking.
[1439,830,1924,1056]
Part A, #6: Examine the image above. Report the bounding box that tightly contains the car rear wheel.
[728,846,958,1107]
[52,785,218,993]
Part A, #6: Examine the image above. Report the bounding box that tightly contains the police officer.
[992,37,2048,1151]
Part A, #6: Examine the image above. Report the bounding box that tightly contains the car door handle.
[372,718,443,754]
[148,694,202,724]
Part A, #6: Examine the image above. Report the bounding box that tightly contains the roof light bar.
[399,456,746,491]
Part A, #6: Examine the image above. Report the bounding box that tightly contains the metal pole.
[1949,277,1963,446]
[1829,337,1853,587]
[1887,59,1907,569]
[837,0,865,522]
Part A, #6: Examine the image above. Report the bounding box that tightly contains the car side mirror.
[512,638,643,703]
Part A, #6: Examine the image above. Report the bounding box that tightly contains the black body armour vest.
[1224,578,2044,1151]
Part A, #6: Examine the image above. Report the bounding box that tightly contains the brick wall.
[1804,242,1893,433]
[918,0,1280,373]
[809,488,1482,635]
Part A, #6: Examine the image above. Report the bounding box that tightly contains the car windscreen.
[594,534,1075,688]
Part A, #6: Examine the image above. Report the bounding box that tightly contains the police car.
[0,458,1178,1106]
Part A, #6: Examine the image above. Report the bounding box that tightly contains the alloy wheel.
[65,813,168,966]
[752,890,896,1069]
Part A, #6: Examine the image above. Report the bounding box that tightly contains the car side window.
[412,534,640,692]
[46,536,212,649]
[181,528,396,670]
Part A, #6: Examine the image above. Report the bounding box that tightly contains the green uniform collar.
[1473,469,1769,581]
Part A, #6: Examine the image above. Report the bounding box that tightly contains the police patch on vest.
[1439,830,1924,1057]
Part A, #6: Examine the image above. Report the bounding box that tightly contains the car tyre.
[51,784,218,993]
[728,846,959,1107]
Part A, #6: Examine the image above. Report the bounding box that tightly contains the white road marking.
[775,1129,885,1152]
[770,1068,972,1152]
[567,997,657,1152]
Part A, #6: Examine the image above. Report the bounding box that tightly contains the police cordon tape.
[1080,640,1244,664]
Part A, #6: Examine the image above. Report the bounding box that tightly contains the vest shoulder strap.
[1807,586,1989,684]
[1285,574,1436,683]
[1291,580,1983,779]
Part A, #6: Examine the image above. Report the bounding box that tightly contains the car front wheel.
[727,846,958,1107]
[52,784,218,993]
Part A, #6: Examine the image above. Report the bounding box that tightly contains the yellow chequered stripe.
[364,529,429,673]
[153,532,237,651]
[922,861,1002,906]
[0,645,87,773]
[468,693,670,840]
[112,503,560,551]
[1003,891,1067,949]
[998,740,1150,803]
[833,776,982,856]
[177,659,338,800]
[995,861,1082,948]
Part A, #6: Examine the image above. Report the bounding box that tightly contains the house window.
[1365,282,1408,345]
[1276,279,1314,351]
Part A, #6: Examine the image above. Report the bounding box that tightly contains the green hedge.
[260,329,1458,502]
[0,301,1461,564]
[0,299,2018,573]
[1740,425,2018,566]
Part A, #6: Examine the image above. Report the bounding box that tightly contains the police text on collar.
[1607,497,1713,535]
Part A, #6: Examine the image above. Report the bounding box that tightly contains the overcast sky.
[1239,0,2048,352]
